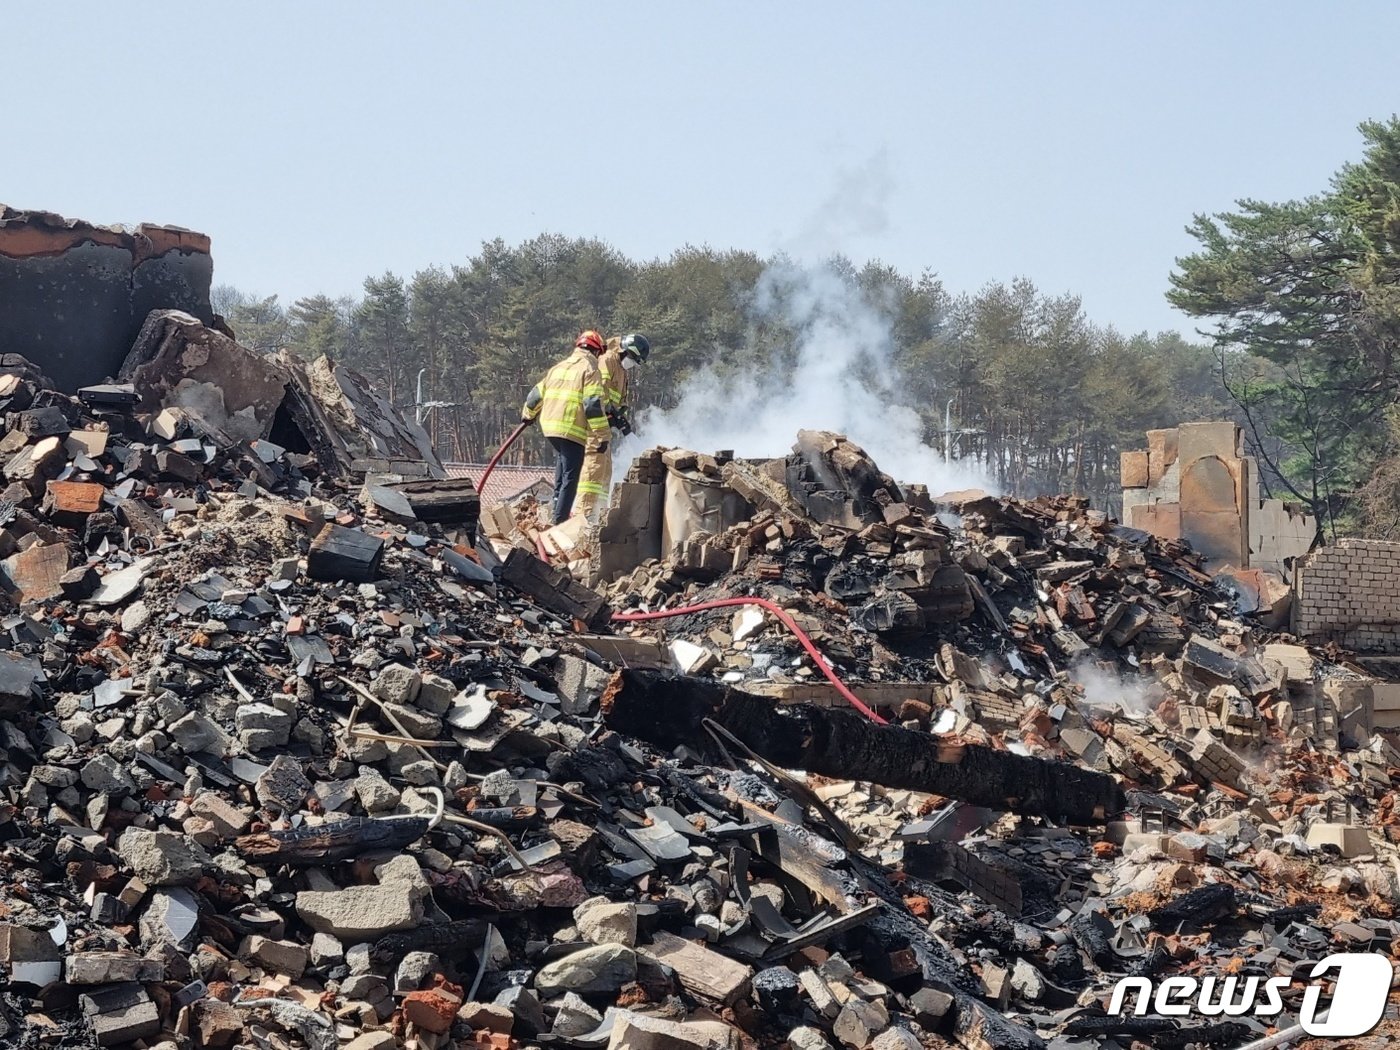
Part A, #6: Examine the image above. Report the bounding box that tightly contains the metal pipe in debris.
[1231,1012,1327,1050]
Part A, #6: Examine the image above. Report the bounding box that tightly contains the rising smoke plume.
[1070,660,1160,719]
[629,258,998,496]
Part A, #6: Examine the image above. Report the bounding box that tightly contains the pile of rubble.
[534,432,1400,1044]
[1,309,1399,1050]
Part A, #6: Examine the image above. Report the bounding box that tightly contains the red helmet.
[575,330,605,353]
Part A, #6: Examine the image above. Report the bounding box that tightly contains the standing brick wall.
[1294,539,1400,651]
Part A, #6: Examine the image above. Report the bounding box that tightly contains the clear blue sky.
[6,2,1397,337]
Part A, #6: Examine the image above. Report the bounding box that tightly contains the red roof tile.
[444,462,553,508]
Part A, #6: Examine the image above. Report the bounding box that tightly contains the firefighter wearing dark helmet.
[577,333,650,523]
[521,330,610,523]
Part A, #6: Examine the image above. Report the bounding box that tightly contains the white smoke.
[789,150,895,257]
[1070,661,1160,719]
[631,259,998,496]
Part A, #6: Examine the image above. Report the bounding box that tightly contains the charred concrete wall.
[1293,539,1400,652]
[1121,421,1315,579]
[0,206,213,393]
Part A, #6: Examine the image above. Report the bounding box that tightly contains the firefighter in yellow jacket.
[521,331,611,523]
[576,333,650,523]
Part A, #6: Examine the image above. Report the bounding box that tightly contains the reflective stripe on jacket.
[521,348,609,444]
[598,339,629,412]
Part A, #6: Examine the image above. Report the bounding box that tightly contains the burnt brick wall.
[1294,539,1400,652]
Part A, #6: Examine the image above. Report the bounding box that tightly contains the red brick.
[403,988,461,1034]
[46,480,104,517]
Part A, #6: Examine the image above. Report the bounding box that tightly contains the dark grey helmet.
[620,333,650,364]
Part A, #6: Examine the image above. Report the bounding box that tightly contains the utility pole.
[944,399,955,464]
[413,368,457,426]
[941,398,983,469]
[412,368,462,463]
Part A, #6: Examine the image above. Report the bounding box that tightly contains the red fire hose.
[611,597,889,725]
[484,426,884,725]
[477,421,531,497]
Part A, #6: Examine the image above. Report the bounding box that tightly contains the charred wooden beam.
[955,1000,1048,1050]
[501,548,611,628]
[369,920,489,966]
[604,671,1125,824]
[458,805,542,831]
[390,477,481,527]
[1068,908,1117,968]
[1061,1016,1253,1047]
[235,815,429,864]
[1147,883,1237,930]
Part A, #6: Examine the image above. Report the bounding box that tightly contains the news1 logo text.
[1108,953,1394,1037]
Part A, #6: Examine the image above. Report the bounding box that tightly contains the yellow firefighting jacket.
[599,338,629,413]
[522,348,609,444]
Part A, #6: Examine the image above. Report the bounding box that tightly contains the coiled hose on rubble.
[611,597,889,725]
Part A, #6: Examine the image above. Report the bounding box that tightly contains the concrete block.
[1180,458,1245,568]
[1146,427,1179,483]
[1120,450,1149,489]
[1121,833,1171,854]
[554,654,611,716]
[1371,683,1400,712]
[1305,822,1373,858]
[1129,501,1181,541]
[1178,421,1240,465]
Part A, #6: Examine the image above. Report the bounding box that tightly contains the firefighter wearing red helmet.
[521,330,610,523]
